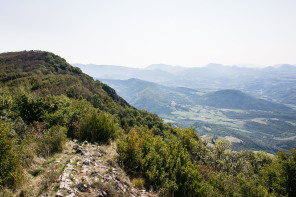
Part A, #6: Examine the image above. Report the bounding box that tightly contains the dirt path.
[37,140,157,197]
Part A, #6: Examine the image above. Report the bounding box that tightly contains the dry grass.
[132,178,145,189]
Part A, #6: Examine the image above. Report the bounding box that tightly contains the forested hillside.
[1,51,296,197]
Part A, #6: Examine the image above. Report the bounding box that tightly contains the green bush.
[117,126,208,196]
[0,122,21,187]
[79,110,116,143]
[13,94,50,124]
[117,128,143,170]
[37,125,67,157]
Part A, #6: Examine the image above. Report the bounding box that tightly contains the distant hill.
[101,78,201,115]
[74,63,296,104]
[101,79,293,113]
[275,87,296,104]
[145,64,187,74]
[200,89,293,112]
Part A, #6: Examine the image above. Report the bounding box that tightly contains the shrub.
[0,122,21,187]
[79,110,116,143]
[13,94,50,124]
[37,125,67,157]
[117,128,143,170]
[19,135,37,168]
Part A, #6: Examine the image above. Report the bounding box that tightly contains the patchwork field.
[162,104,296,154]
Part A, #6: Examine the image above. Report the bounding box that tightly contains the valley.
[74,66,296,154]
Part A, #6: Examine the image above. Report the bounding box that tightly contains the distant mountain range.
[100,78,293,115]
[73,63,296,104]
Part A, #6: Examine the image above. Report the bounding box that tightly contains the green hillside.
[0,51,128,107]
[0,51,166,130]
[1,51,296,197]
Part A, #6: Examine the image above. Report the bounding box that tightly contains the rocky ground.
[39,140,156,197]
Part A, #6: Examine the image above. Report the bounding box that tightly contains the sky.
[1,0,296,68]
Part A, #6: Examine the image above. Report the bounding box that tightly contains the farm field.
[162,104,296,154]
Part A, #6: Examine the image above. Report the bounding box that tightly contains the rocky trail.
[38,140,156,197]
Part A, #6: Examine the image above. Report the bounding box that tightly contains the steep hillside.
[0,51,167,131]
[0,51,128,107]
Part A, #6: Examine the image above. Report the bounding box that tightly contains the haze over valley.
[75,63,296,153]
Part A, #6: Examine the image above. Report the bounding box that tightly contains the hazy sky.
[1,0,296,67]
